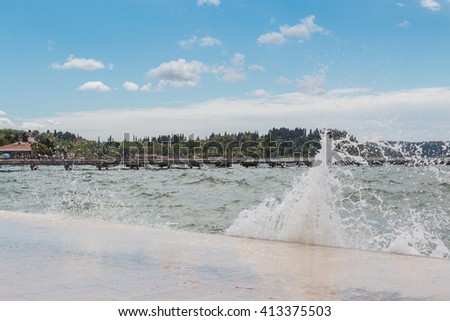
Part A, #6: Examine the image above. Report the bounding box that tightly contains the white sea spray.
[227,133,450,258]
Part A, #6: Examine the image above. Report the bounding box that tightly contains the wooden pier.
[0,157,449,170]
[0,157,312,170]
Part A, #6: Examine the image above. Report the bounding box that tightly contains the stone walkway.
[1,210,449,300]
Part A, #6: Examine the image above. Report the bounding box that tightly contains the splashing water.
[227,133,450,258]
[226,133,345,247]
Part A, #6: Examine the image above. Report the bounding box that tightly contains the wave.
[227,133,450,259]
[186,175,230,186]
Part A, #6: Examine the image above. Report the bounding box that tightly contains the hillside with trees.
[0,129,99,158]
[1,128,448,159]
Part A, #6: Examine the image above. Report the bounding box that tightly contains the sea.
[1,137,449,259]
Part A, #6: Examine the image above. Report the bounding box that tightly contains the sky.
[1,0,450,141]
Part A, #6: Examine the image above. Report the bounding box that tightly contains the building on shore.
[0,142,33,159]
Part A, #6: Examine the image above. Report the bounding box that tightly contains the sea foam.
[227,132,450,258]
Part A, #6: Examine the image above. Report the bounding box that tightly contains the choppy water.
[1,153,449,258]
[0,165,295,233]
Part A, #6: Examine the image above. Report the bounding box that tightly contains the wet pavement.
[1,210,449,300]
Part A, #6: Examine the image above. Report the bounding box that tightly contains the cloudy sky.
[1,0,449,141]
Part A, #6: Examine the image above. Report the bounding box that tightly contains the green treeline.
[101,128,352,159]
[2,128,447,159]
[0,127,350,159]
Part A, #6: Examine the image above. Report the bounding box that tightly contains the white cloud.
[200,36,222,47]
[216,66,247,83]
[178,36,197,49]
[21,87,450,141]
[78,81,111,92]
[147,56,249,88]
[212,53,247,83]
[258,15,328,45]
[146,59,207,88]
[257,32,286,45]
[0,117,15,127]
[280,15,328,40]
[396,2,405,7]
[296,74,326,95]
[231,52,245,66]
[0,110,15,127]
[397,20,410,30]
[123,81,139,91]
[251,89,271,97]
[276,76,293,85]
[51,55,105,70]
[197,0,220,6]
[249,64,266,72]
[326,88,371,96]
[420,0,441,11]
[179,36,222,48]
[140,83,152,92]
[21,122,45,130]
[46,119,61,125]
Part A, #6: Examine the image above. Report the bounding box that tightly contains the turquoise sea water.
[1,162,449,258]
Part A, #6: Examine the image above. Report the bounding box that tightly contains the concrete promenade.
[1,210,449,300]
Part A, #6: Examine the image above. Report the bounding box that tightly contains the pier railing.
[0,157,449,170]
[0,157,312,169]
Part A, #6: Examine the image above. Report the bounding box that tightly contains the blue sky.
[1,0,450,141]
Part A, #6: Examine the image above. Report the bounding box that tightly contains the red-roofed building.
[0,142,33,158]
